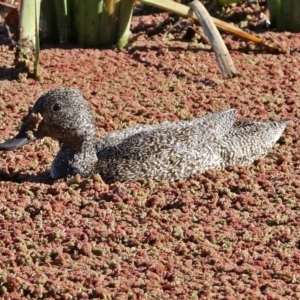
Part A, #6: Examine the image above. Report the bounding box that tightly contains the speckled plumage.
[0,88,289,182]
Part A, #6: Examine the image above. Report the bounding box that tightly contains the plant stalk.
[116,0,134,47]
[34,0,40,79]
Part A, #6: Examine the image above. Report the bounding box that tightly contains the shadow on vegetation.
[0,66,15,81]
[127,44,216,81]
[0,169,55,184]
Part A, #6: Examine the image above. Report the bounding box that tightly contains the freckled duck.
[0,88,289,182]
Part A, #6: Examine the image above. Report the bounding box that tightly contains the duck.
[0,88,289,182]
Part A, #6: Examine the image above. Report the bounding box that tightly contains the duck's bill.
[0,129,36,151]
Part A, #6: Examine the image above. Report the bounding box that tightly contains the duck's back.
[96,110,237,182]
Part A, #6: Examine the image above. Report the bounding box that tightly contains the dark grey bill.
[0,129,35,151]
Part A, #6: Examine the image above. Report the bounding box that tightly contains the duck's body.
[0,88,289,182]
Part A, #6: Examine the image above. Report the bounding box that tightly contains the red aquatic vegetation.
[0,1,299,298]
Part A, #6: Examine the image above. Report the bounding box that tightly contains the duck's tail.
[218,119,289,168]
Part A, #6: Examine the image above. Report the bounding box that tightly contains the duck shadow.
[0,169,55,184]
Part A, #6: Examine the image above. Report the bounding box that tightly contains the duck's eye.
[52,103,61,111]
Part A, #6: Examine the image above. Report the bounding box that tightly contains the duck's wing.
[97,109,237,160]
[96,109,237,182]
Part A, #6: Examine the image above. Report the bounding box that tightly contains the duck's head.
[0,88,97,151]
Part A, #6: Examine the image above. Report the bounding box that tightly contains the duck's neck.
[50,138,98,179]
